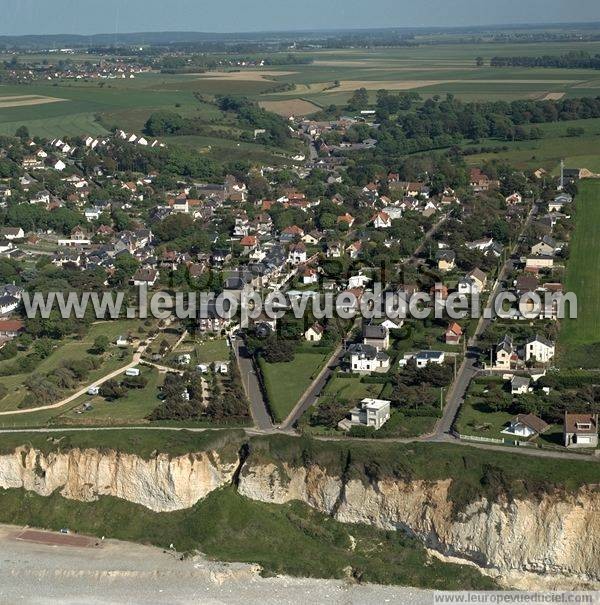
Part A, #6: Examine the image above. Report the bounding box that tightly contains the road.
[433,202,538,439]
[233,337,273,431]
[281,342,344,430]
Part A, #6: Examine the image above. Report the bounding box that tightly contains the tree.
[99,379,126,401]
[347,88,369,112]
[15,125,29,140]
[92,335,109,354]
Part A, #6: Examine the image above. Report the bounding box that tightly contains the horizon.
[1,0,599,37]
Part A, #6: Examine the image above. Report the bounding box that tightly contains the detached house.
[524,336,555,364]
[131,268,159,287]
[288,242,307,265]
[495,335,518,370]
[305,323,324,343]
[347,344,390,374]
[503,413,549,439]
[372,211,392,229]
[362,323,389,351]
[445,322,463,345]
[564,413,598,448]
[436,250,456,272]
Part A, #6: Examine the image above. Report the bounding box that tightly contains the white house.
[525,336,555,363]
[347,344,390,374]
[502,413,548,438]
[510,375,531,395]
[414,350,445,368]
[348,398,391,430]
[54,159,66,171]
[305,323,324,343]
[125,367,140,377]
[372,211,392,229]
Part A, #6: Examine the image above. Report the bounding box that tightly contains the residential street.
[433,202,538,438]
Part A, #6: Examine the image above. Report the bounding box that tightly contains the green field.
[559,180,600,368]
[259,348,333,422]
[5,41,600,142]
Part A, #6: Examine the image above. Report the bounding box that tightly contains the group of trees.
[491,51,600,70]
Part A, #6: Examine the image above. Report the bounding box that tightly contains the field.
[558,180,600,368]
[259,347,333,422]
[0,42,600,152]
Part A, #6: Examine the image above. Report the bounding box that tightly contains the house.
[531,236,558,257]
[511,375,531,395]
[525,336,555,364]
[414,350,445,368]
[548,193,572,212]
[372,211,392,229]
[0,227,24,240]
[503,413,549,438]
[495,335,518,370]
[240,235,258,254]
[564,413,599,448]
[300,266,318,285]
[435,250,455,273]
[0,319,24,338]
[0,295,19,315]
[346,241,362,259]
[281,225,304,242]
[115,335,129,347]
[288,242,307,265]
[469,168,499,192]
[326,241,342,258]
[505,192,523,205]
[362,323,389,351]
[131,268,159,287]
[525,255,554,270]
[337,213,355,228]
[347,344,390,374]
[125,367,140,377]
[305,322,324,342]
[445,322,463,345]
[345,398,391,431]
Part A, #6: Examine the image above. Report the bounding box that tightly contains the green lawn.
[558,180,600,368]
[259,348,333,422]
[322,374,383,401]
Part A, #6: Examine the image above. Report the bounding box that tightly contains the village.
[0,105,595,454]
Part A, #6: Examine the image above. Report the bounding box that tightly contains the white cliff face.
[0,447,239,512]
[0,447,599,588]
[237,462,600,586]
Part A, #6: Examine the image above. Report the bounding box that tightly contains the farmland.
[1,40,600,163]
[558,180,600,368]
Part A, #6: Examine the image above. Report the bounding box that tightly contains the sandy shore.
[0,524,432,604]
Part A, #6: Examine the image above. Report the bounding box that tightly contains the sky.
[0,0,599,36]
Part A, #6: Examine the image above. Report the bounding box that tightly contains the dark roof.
[514,413,549,434]
[363,323,388,341]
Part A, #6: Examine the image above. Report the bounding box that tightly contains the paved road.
[233,338,273,431]
[433,203,538,439]
[281,343,344,430]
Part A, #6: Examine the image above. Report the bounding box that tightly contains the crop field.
[559,180,600,368]
[3,40,600,163]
